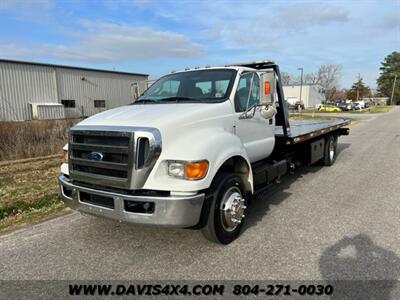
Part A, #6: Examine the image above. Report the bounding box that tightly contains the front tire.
[201,173,247,244]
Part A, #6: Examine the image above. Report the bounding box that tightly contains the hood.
[76,102,232,130]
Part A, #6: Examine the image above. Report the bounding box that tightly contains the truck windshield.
[137,69,237,103]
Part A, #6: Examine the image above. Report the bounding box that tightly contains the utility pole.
[356,73,361,101]
[390,74,397,106]
[298,67,303,111]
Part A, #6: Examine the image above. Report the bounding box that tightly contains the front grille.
[72,164,128,178]
[69,129,135,189]
[68,126,162,190]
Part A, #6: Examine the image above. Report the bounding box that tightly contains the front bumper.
[58,175,205,228]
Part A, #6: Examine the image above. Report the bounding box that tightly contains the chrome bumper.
[58,175,204,228]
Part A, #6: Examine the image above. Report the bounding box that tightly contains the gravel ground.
[0,108,399,288]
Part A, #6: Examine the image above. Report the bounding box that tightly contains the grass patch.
[300,108,323,113]
[301,106,392,114]
[349,106,392,113]
[0,156,65,231]
[0,119,79,161]
[0,175,14,188]
[289,113,332,120]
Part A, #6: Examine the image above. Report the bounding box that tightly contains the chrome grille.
[68,126,162,190]
[69,129,134,189]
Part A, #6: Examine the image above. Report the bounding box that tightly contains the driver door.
[234,71,275,163]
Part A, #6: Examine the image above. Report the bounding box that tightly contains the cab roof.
[170,59,276,74]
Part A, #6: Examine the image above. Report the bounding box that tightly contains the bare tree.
[304,72,320,84]
[280,72,292,85]
[319,64,342,100]
[281,64,342,99]
[303,64,342,100]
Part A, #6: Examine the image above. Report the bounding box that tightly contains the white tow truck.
[58,60,350,244]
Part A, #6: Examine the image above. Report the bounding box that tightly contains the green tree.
[346,77,371,101]
[377,52,400,105]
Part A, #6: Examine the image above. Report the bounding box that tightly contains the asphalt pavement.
[1,107,399,284]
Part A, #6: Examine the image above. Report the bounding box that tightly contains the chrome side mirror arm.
[239,104,258,119]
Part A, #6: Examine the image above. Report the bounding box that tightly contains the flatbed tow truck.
[59,60,350,244]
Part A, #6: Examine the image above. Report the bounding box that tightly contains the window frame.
[61,99,76,108]
[93,100,106,108]
[234,71,260,113]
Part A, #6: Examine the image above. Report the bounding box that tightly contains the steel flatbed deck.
[274,118,351,145]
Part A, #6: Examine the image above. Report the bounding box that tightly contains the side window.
[249,75,260,107]
[235,72,259,112]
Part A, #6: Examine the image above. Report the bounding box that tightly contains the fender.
[143,128,253,193]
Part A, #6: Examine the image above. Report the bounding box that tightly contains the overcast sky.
[0,0,398,88]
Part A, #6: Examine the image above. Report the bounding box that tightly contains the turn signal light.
[185,161,209,180]
[264,81,271,95]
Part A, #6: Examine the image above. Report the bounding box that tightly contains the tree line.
[281,51,399,105]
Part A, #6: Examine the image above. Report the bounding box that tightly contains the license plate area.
[79,191,115,209]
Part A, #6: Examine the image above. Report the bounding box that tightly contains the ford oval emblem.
[87,152,104,161]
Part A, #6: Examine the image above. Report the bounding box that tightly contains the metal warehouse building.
[283,84,325,108]
[0,59,148,121]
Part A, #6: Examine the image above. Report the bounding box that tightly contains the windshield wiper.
[158,96,204,103]
[131,99,157,104]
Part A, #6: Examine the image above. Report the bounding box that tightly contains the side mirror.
[260,105,276,119]
[259,71,276,105]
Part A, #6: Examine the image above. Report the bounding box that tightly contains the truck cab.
[59,60,349,244]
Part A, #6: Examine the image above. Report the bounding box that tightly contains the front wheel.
[201,173,247,244]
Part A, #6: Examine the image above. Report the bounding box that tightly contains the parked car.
[339,102,353,111]
[332,100,343,107]
[353,102,362,110]
[354,100,365,109]
[318,104,342,112]
[286,97,304,111]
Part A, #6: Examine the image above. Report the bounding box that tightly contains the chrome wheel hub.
[329,141,335,161]
[220,186,246,232]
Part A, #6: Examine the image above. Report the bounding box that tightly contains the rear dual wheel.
[323,135,338,166]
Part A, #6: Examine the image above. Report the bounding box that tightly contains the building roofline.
[0,58,148,77]
[283,83,322,87]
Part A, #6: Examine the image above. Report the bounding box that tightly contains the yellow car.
[318,104,342,112]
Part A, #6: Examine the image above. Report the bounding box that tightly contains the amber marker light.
[264,81,271,95]
[185,160,209,180]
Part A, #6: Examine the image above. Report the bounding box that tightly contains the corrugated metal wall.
[0,62,57,121]
[307,85,325,108]
[0,61,147,121]
[283,85,325,108]
[56,68,147,118]
[35,104,65,120]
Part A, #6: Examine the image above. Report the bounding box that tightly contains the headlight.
[61,144,68,163]
[62,149,68,163]
[168,160,209,180]
[168,162,185,177]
